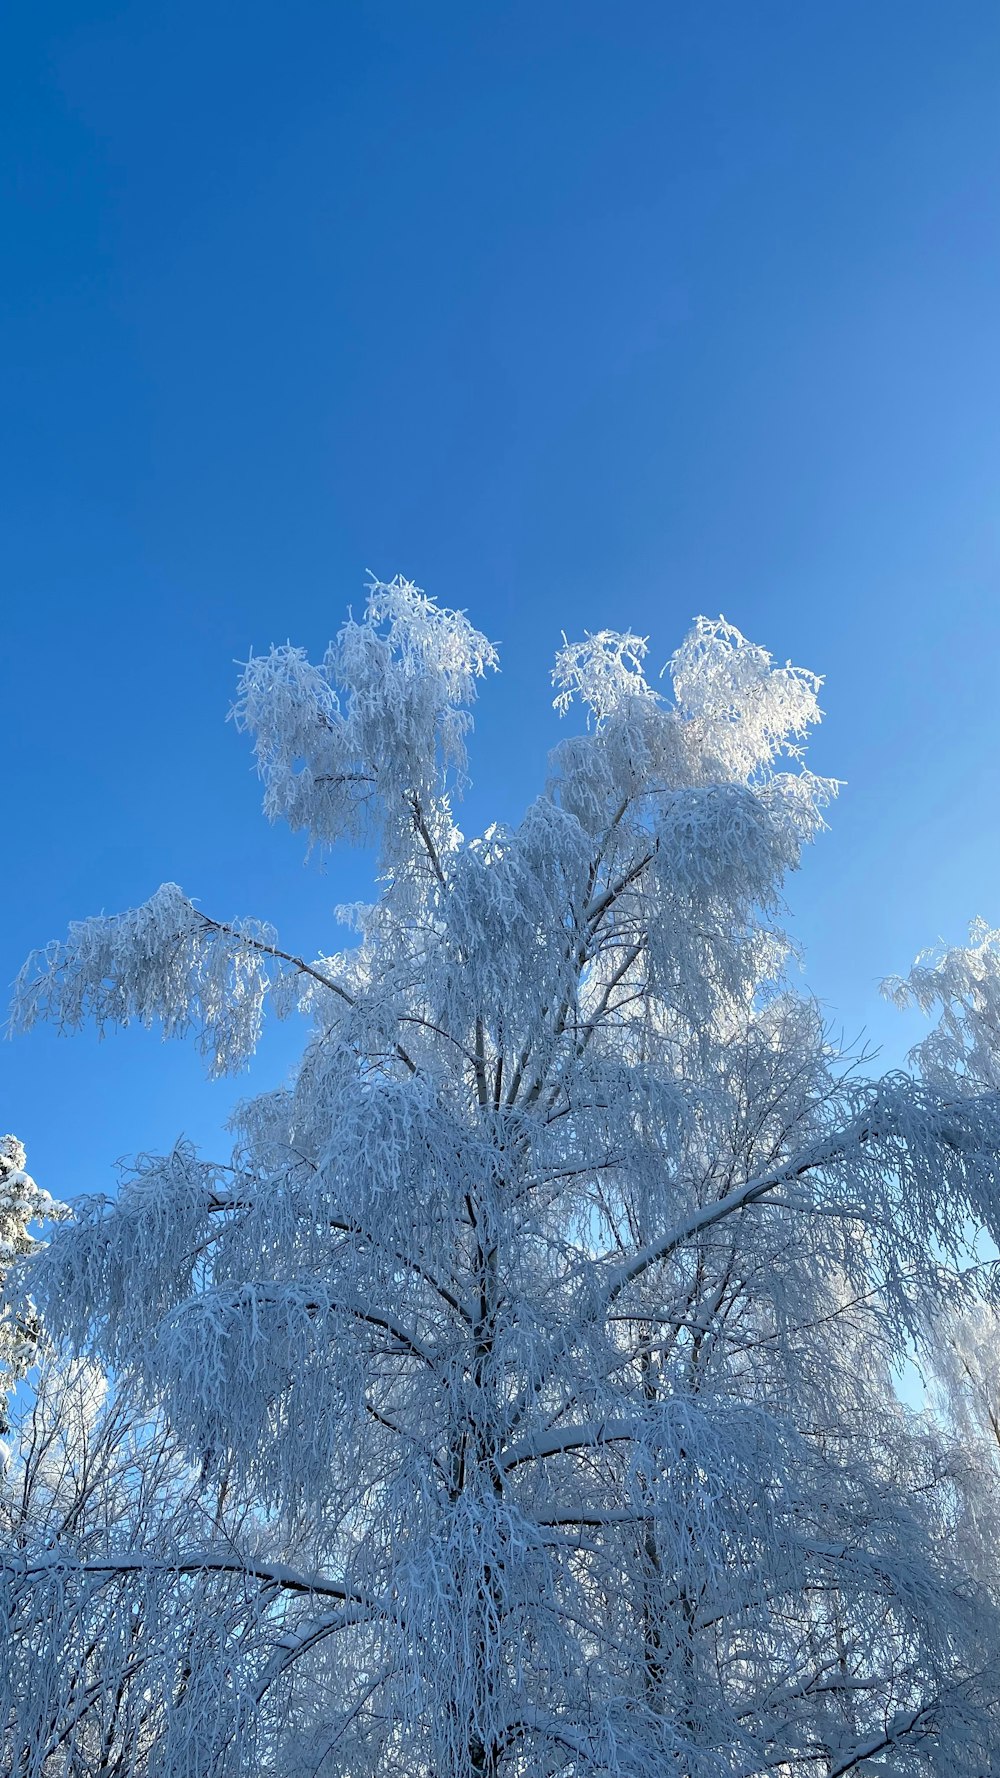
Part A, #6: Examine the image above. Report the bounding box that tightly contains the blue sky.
[3,1,1000,1204]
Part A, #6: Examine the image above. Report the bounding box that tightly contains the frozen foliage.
[886,917,1000,1094]
[13,884,295,1077]
[8,577,1000,1776]
[230,575,497,863]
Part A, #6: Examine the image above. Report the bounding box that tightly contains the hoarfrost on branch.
[7,576,1000,1777]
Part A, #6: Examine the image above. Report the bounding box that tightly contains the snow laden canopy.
[8,577,1000,1777]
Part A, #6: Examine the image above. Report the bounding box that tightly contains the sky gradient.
[4,1,1000,1203]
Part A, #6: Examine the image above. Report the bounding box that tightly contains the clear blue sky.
[4,2,1000,1205]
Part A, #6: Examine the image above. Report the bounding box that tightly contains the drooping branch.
[11,1551,359,1604]
[196,910,419,1074]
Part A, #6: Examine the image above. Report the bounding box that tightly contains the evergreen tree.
[0,1136,60,1437]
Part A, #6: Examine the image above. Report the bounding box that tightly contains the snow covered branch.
[9,585,1000,1777]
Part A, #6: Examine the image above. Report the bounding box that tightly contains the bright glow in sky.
[4,2,1000,1204]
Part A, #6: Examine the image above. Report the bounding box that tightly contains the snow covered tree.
[7,577,1000,1776]
[0,1358,302,1776]
[0,1136,61,1438]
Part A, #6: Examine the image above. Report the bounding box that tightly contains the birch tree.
[7,578,1000,1776]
